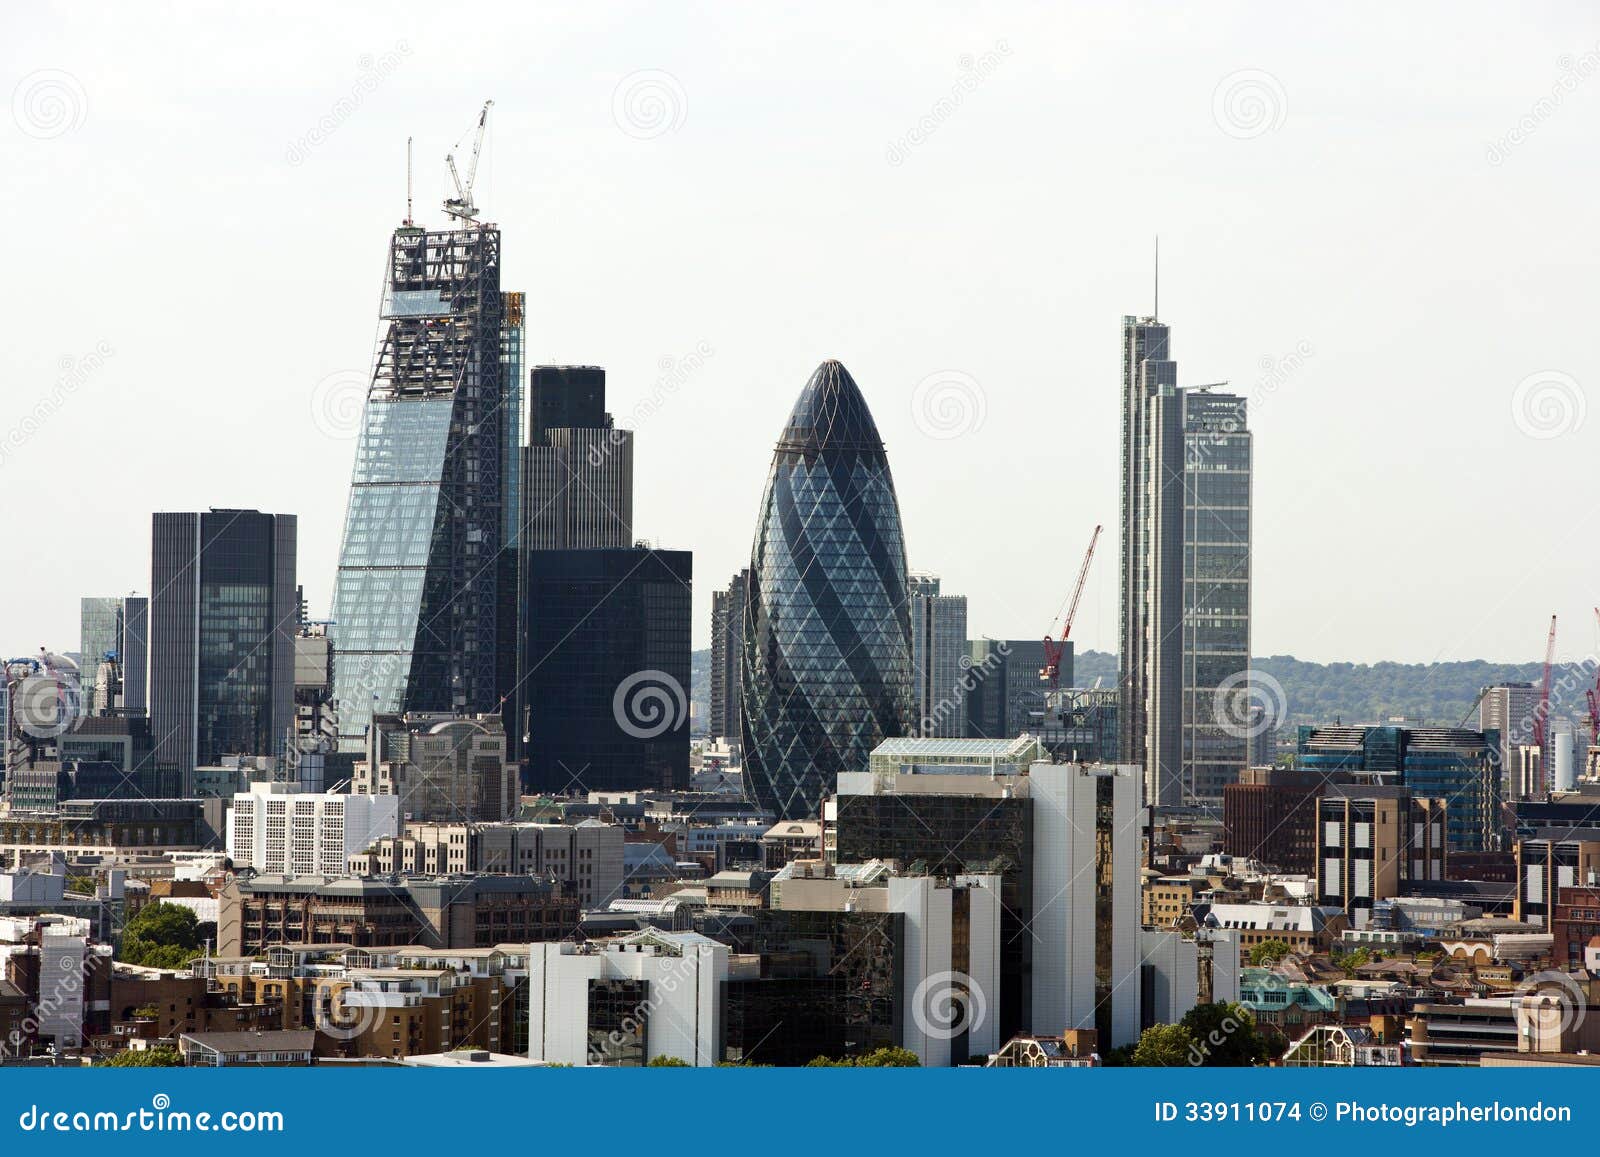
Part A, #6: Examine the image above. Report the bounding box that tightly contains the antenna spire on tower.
[405,136,414,225]
[1154,235,1160,319]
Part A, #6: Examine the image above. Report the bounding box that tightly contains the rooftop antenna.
[1153,235,1160,319]
[404,136,414,226]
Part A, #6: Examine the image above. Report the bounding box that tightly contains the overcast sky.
[4,1,1599,667]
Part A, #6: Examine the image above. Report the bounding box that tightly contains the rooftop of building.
[179,1029,316,1053]
[870,735,1045,761]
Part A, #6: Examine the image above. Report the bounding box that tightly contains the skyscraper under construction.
[330,208,523,751]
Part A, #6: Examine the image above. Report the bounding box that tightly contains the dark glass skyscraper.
[149,509,296,783]
[741,360,913,819]
[523,547,692,794]
[330,224,519,751]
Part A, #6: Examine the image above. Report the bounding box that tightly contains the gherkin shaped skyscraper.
[741,360,914,819]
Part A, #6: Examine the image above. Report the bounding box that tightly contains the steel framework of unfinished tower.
[330,222,517,751]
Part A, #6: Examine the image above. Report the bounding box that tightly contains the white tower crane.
[443,99,494,224]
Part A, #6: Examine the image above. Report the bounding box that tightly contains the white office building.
[228,783,398,876]
[1030,762,1144,1049]
[891,873,1003,1065]
[529,928,727,1066]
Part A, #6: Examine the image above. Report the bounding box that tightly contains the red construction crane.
[1586,607,1600,737]
[1041,524,1102,688]
[1538,613,1557,792]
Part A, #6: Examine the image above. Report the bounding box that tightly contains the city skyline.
[6,4,1600,671]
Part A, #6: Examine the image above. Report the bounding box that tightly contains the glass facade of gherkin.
[741,360,914,819]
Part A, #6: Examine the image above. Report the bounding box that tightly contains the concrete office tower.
[330,223,517,752]
[708,570,749,744]
[1030,762,1144,1050]
[521,366,633,550]
[909,574,969,738]
[354,712,520,824]
[228,782,400,875]
[79,596,148,715]
[1480,683,1537,797]
[1118,314,1252,811]
[150,510,296,787]
[742,360,914,820]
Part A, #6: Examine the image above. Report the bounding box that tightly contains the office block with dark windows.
[521,547,691,794]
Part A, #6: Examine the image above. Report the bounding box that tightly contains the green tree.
[1130,1023,1198,1067]
[102,1046,183,1067]
[1179,1002,1268,1067]
[805,1047,920,1067]
[119,901,201,969]
[1247,939,1293,966]
[646,1055,690,1067]
[851,1046,920,1067]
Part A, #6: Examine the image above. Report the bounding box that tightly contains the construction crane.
[1040,524,1102,688]
[1538,613,1558,792]
[1587,607,1600,739]
[444,99,494,224]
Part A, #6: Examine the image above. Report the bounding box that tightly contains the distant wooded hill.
[692,647,1597,733]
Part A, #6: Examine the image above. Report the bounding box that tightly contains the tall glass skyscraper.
[1181,389,1253,804]
[1119,314,1252,811]
[330,224,521,751]
[741,360,914,819]
[150,510,296,783]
